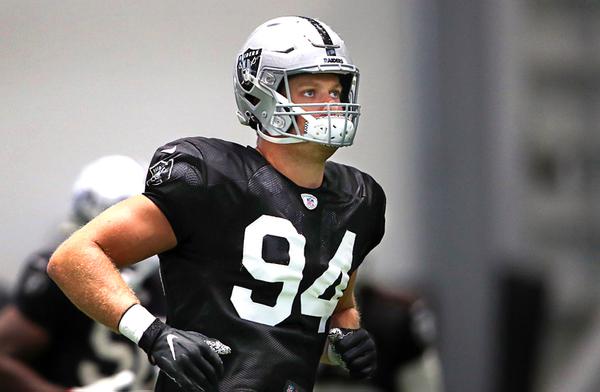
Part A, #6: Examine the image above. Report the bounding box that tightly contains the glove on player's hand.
[328,327,377,379]
[138,319,231,392]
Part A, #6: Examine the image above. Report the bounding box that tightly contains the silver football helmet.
[233,16,360,147]
[71,155,145,224]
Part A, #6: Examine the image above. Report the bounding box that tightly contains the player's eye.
[330,90,341,100]
[302,89,315,98]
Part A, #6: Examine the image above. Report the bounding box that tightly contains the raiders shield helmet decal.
[237,48,262,92]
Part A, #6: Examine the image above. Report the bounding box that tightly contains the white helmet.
[71,155,145,224]
[233,16,360,147]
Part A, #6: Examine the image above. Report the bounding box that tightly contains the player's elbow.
[47,243,68,284]
[47,237,82,286]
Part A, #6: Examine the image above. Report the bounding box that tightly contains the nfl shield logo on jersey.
[300,193,318,210]
[146,159,174,186]
[284,380,304,392]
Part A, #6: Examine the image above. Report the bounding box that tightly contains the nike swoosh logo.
[166,334,178,360]
[161,146,177,154]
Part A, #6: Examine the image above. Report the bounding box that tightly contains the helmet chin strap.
[256,129,304,144]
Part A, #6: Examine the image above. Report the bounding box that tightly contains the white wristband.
[118,304,156,344]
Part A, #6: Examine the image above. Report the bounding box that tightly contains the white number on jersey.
[230,215,354,331]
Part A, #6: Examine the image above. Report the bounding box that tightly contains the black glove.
[328,327,377,379]
[138,319,231,392]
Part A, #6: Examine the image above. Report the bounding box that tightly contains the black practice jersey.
[13,246,165,389]
[143,137,386,392]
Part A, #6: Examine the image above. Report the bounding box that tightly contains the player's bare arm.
[330,271,361,329]
[49,195,230,392]
[321,272,359,366]
[322,272,378,378]
[47,194,176,331]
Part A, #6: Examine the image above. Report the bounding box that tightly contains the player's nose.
[318,94,342,116]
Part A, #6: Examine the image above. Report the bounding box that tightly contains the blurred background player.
[0,155,165,392]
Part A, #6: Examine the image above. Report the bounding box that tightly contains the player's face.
[287,73,343,135]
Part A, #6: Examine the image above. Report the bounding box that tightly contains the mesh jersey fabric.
[143,137,385,391]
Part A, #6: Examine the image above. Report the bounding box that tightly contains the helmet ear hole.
[244,93,261,107]
[244,110,260,130]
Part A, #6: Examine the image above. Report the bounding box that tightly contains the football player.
[0,155,165,391]
[48,16,385,392]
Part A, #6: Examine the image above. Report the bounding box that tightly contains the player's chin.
[322,143,339,154]
[311,142,338,159]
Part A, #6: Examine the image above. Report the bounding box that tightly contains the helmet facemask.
[264,69,360,146]
[234,16,361,147]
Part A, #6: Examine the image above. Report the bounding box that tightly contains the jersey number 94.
[231,215,355,332]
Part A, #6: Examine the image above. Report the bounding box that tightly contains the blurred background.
[2,1,599,391]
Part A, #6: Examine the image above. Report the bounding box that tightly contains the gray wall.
[412,2,523,391]
[0,1,419,289]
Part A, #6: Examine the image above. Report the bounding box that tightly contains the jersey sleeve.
[369,180,386,253]
[143,139,209,244]
[358,176,386,264]
[14,251,74,333]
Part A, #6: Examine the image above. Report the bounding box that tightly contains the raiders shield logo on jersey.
[146,159,174,186]
[237,48,262,92]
